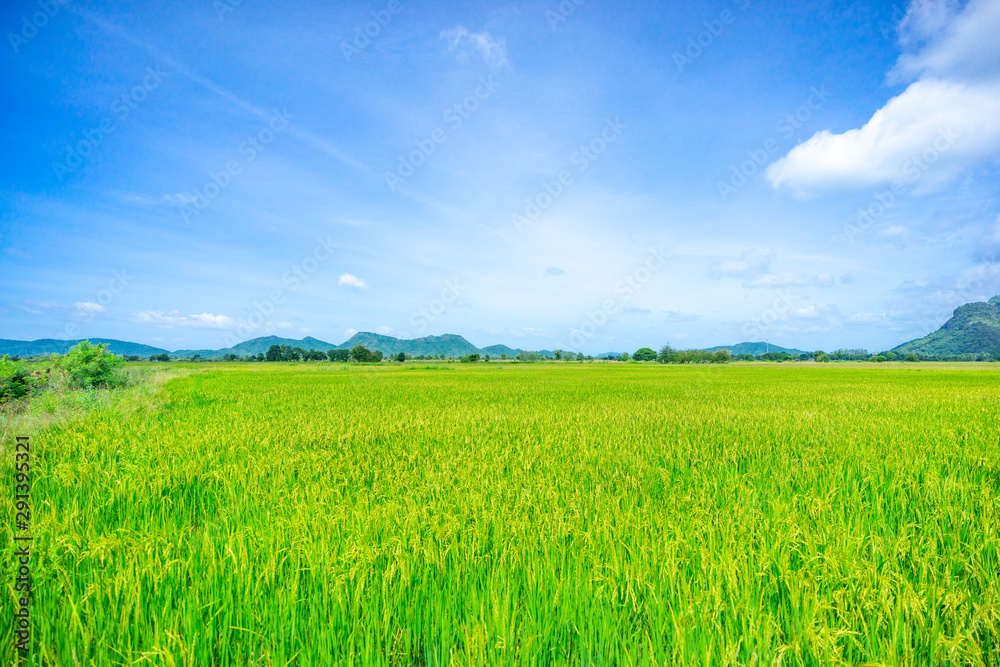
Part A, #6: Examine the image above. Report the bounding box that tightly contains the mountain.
[703,342,809,356]
[892,296,1000,357]
[480,344,520,357]
[337,332,481,357]
[0,338,169,357]
[173,336,338,359]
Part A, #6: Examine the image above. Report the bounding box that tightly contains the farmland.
[3,362,999,665]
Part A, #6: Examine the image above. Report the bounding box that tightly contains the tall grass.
[2,364,999,665]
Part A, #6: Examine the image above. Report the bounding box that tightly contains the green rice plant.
[2,364,999,665]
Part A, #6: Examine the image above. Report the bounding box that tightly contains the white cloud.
[544,266,566,276]
[74,302,107,313]
[376,326,395,335]
[743,272,836,289]
[338,273,369,290]
[708,249,774,279]
[441,25,508,68]
[12,304,43,315]
[662,310,698,323]
[767,0,1000,196]
[132,310,237,328]
[343,328,358,338]
[891,0,1000,83]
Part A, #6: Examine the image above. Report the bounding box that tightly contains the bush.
[57,341,126,389]
[0,356,35,403]
[633,348,657,362]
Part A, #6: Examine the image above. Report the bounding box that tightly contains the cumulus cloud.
[441,25,508,68]
[132,310,237,328]
[767,0,1000,196]
[338,273,369,290]
[376,326,395,335]
[344,328,358,338]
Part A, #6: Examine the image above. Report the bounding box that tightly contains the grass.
[2,362,999,665]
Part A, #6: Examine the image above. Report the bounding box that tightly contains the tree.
[149,353,170,362]
[461,353,480,363]
[351,345,382,363]
[265,345,282,362]
[619,352,630,362]
[394,352,406,362]
[633,347,656,362]
[325,349,348,362]
[658,345,678,363]
[58,341,125,389]
[814,351,831,363]
[905,353,919,362]
[576,352,585,361]
[712,349,731,364]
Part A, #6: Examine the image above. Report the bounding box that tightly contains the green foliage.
[350,345,382,363]
[327,349,350,362]
[814,351,831,363]
[633,347,657,362]
[57,341,126,389]
[658,344,731,364]
[0,355,36,403]
[149,353,171,362]
[460,353,481,363]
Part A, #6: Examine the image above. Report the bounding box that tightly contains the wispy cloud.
[132,310,237,328]
[441,25,509,68]
[74,302,107,314]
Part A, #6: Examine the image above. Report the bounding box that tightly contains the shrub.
[0,356,34,403]
[57,341,126,389]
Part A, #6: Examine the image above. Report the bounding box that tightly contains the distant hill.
[892,296,1000,357]
[481,344,520,357]
[0,338,169,357]
[337,332,481,357]
[173,336,338,359]
[703,342,809,356]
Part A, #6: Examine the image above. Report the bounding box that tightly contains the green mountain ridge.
[703,342,809,356]
[335,332,482,357]
[891,296,1000,357]
[172,336,338,359]
[0,338,170,357]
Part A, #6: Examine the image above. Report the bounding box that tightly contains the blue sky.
[2,0,999,354]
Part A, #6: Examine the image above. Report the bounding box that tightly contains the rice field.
[2,362,999,665]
